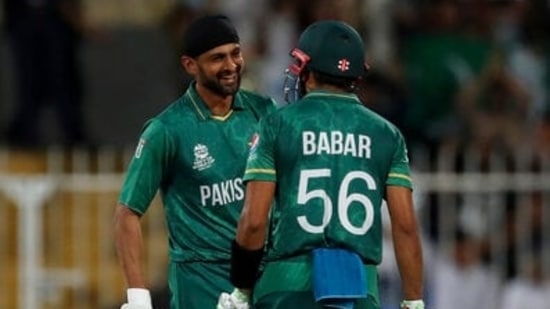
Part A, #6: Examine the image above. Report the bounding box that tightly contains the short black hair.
[310,69,358,92]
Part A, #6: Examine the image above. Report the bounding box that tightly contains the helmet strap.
[283,49,311,103]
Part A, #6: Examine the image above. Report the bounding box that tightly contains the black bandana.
[182,14,240,58]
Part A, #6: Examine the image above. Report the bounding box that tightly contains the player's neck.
[309,85,350,95]
[307,76,350,94]
[196,84,234,116]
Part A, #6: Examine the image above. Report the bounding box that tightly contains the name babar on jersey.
[302,130,372,159]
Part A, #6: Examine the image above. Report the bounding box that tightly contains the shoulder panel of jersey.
[281,91,413,189]
[236,89,278,117]
[153,95,195,124]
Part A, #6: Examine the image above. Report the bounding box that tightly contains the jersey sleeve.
[118,119,176,214]
[243,113,277,182]
[386,130,413,189]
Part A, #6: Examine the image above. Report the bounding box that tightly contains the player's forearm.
[235,217,267,250]
[236,181,275,249]
[114,205,147,288]
[116,236,147,287]
[392,226,423,300]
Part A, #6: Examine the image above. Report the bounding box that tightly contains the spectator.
[429,229,501,309]
[456,52,530,154]
[3,0,91,147]
[401,0,495,151]
[500,251,550,309]
[256,0,299,104]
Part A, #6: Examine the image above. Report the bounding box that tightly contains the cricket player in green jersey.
[113,15,276,309]
[223,20,424,309]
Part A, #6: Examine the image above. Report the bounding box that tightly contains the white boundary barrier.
[0,148,548,308]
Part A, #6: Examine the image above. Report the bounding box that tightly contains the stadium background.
[0,0,549,308]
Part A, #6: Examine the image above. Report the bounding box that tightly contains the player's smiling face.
[195,43,243,97]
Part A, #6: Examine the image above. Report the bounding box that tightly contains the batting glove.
[120,288,152,309]
[216,288,250,309]
[400,299,425,309]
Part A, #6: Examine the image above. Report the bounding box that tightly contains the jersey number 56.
[297,169,376,235]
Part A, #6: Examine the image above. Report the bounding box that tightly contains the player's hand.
[120,288,152,309]
[400,299,425,309]
[216,288,250,309]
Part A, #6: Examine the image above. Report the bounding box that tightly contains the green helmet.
[293,20,366,78]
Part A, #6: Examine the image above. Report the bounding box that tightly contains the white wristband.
[127,288,151,305]
[400,299,425,309]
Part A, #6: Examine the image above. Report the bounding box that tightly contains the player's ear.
[301,70,315,92]
[180,55,197,75]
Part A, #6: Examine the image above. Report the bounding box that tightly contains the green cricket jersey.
[244,90,412,265]
[119,84,275,263]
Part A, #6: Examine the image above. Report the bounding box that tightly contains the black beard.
[201,69,241,97]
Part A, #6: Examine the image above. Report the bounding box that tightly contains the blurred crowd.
[161,0,550,158]
[2,0,550,156]
[163,1,550,308]
[2,0,550,308]
[163,0,550,308]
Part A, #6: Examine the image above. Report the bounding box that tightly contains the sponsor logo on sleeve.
[248,133,259,154]
[135,138,146,159]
